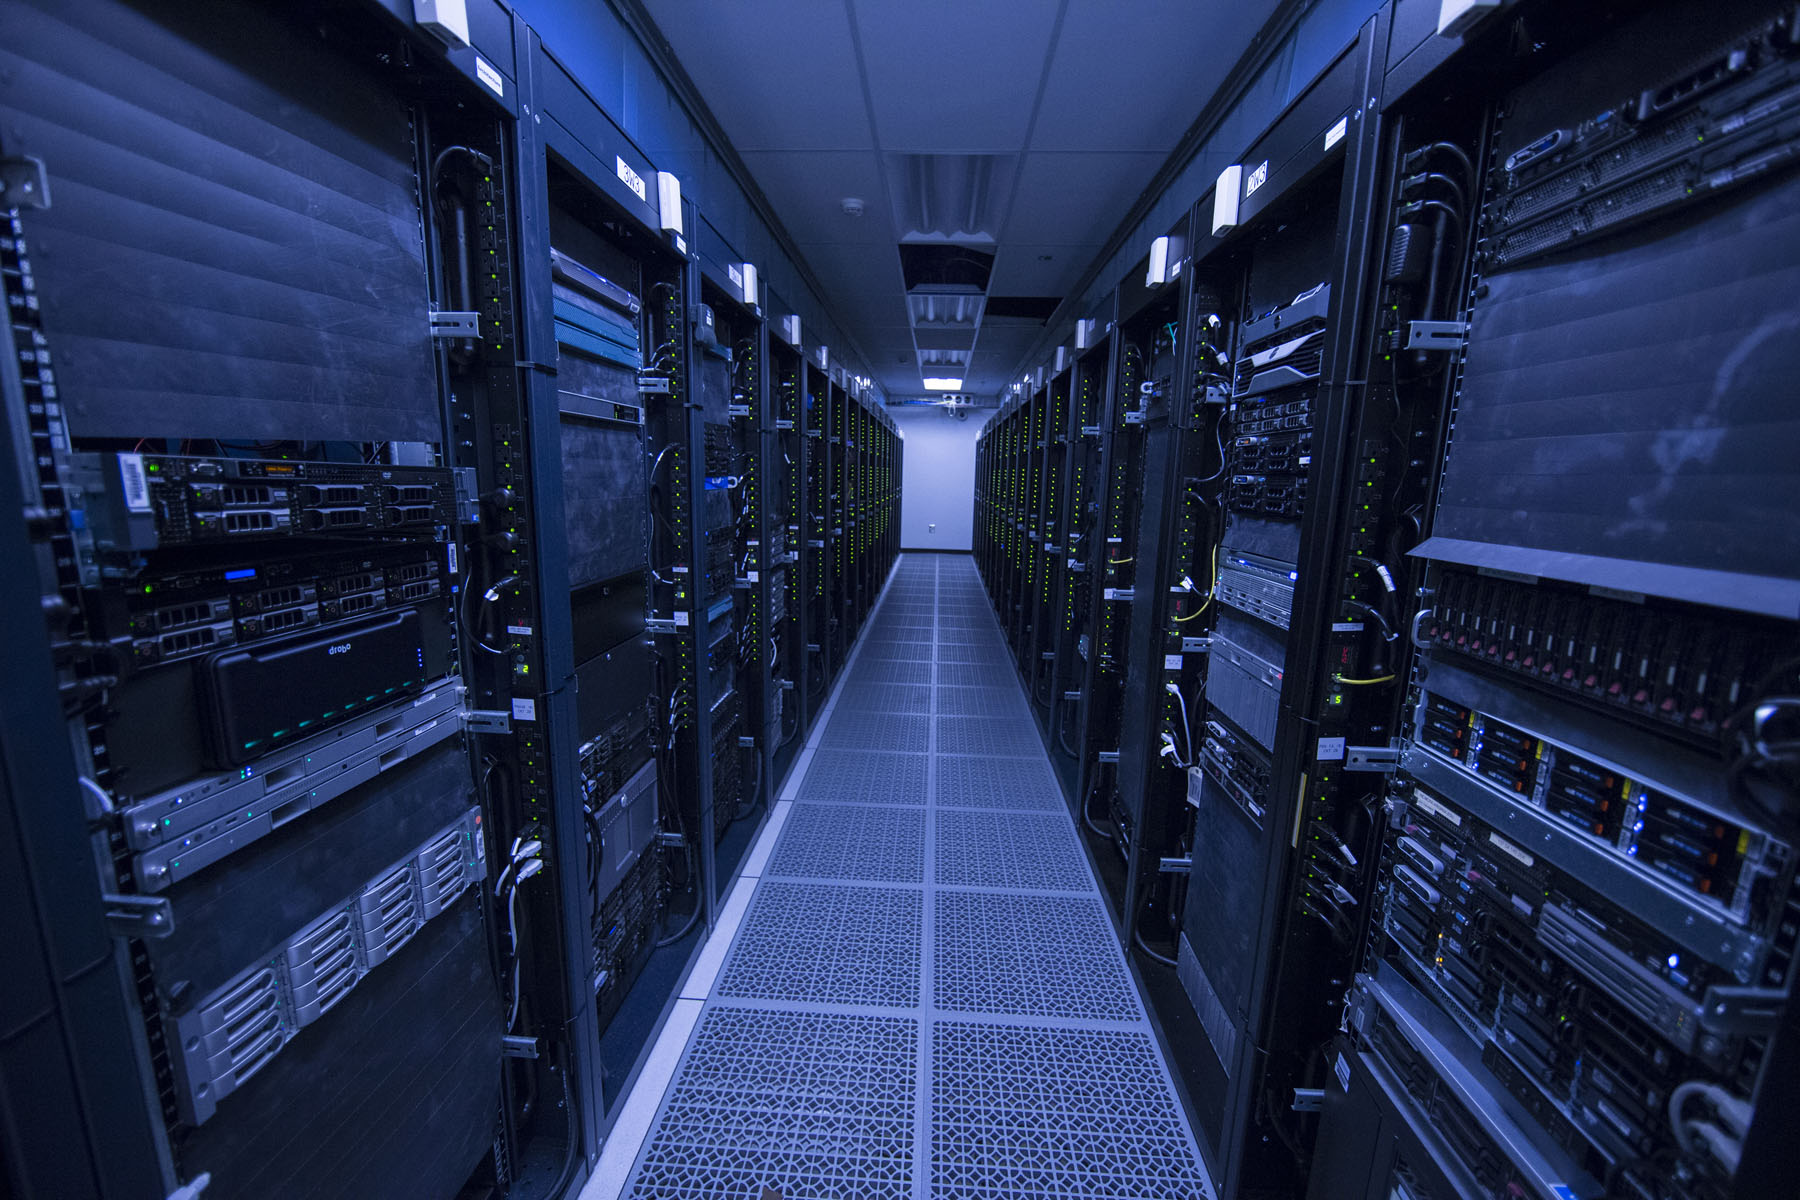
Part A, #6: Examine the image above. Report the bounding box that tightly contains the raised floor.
[586,552,1214,1200]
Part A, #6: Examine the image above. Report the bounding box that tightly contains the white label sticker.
[616,155,648,203]
[674,610,689,627]
[1325,115,1349,151]
[1375,563,1396,592]
[1488,831,1535,867]
[446,542,458,575]
[474,56,505,98]
[1164,653,1183,671]
[747,570,759,582]
[117,453,151,512]
[1331,621,1364,633]
[728,264,743,289]
[505,625,533,636]
[510,697,536,721]
[411,719,439,739]
[1244,159,1269,197]
[1414,791,1462,826]
[1317,736,1347,762]
[1334,1052,1352,1091]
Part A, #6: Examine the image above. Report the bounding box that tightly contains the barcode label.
[117,453,151,512]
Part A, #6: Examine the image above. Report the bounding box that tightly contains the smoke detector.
[841,197,866,218]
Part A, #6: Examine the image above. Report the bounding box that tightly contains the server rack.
[1,2,540,1194]
[768,312,808,784]
[1314,2,1800,1198]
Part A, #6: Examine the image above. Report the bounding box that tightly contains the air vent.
[282,909,362,1026]
[885,153,1017,241]
[983,296,1061,323]
[356,864,421,967]
[899,243,995,293]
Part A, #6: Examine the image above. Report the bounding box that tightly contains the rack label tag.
[510,697,536,722]
[1325,115,1348,152]
[474,56,505,98]
[616,156,648,203]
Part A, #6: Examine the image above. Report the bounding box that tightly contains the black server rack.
[0,1,528,1194]
[769,315,808,784]
[1313,3,1800,1199]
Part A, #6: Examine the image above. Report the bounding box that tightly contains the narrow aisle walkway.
[605,552,1214,1199]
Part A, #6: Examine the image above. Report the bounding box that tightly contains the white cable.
[1691,1121,1743,1174]
[77,775,114,815]
[1166,682,1195,766]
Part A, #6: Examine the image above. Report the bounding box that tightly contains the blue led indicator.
[224,567,258,581]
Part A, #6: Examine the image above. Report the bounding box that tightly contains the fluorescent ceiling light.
[922,377,963,391]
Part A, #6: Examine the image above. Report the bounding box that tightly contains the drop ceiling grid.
[621,553,1213,1199]
[642,2,1271,397]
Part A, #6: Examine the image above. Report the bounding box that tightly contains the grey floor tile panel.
[936,641,1011,664]
[935,662,1001,688]
[936,715,1044,757]
[931,1022,1211,1199]
[837,682,933,712]
[768,803,927,883]
[934,685,1028,718]
[935,809,1091,892]
[858,659,934,685]
[624,553,1212,1199]
[859,643,936,664]
[629,1007,918,1200]
[933,891,1141,1021]
[797,748,928,806]
[717,881,923,1007]
[935,753,1064,811]
[822,711,930,752]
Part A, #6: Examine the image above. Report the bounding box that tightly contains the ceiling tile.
[792,240,910,328]
[1031,1,1269,152]
[987,242,1105,294]
[738,151,893,244]
[852,0,1059,152]
[1003,152,1164,243]
[644,2,872,150]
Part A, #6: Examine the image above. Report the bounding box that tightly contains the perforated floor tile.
[620,555,1211,1200]
[931,1022,1211,1199]
[934,891,1141,1020]
[936,716,1043,757]
[934,685,1027,718]
[857,659,934,686]
[935,662,1001,688]
[718,881,923,1007]
[768,803,926,883]
[936,642,1010,665]
[935,754,1063,811]
[822,712,930,752]
[837,682,933,712]
[796,749,927,806]
[935,810,1091,892]
[629,1007,917,1200]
